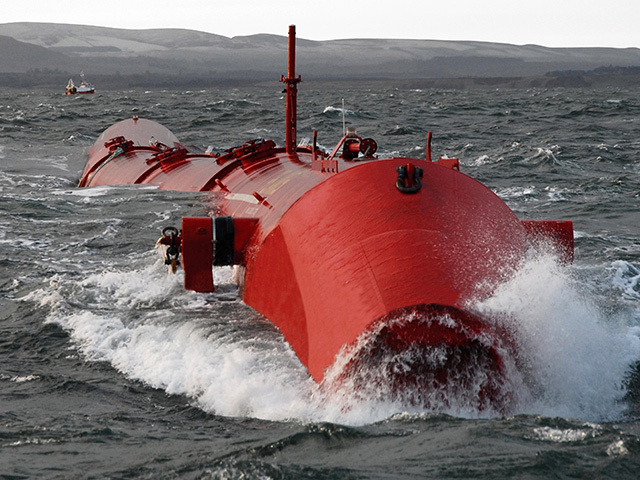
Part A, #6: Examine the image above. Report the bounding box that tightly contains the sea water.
[1,86,639,478]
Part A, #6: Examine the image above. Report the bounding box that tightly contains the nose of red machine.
[242,158,528,389]
[328,303,517,411]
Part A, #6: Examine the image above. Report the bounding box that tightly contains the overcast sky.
[3,0,639,48]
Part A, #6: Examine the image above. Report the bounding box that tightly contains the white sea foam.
[530,424,602,443]
[40,257,320,421]
[322,105,354,115]
[494,185,538,201]
[467,154,499,167]
[527,145,561,164]
[476,251,640,421]
[2,374,41,383]
[37,247,640,425]
[606,439,630,456]
[61,184,158,197]
[610,260,640,300]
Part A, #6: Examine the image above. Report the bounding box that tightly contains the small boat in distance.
[65,72,95,95]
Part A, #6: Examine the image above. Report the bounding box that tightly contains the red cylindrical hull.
[79,117,570,410]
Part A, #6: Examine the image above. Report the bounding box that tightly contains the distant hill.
[2,22,640,89]
[0,34,77,72]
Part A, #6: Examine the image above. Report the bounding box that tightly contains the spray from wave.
[475,250,640,420]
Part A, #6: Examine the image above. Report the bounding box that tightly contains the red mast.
[281,25,301,154]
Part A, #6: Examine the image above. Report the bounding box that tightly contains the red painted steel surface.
[522,219,574,263]
[181,217,215,292]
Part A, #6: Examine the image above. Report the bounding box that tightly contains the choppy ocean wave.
[1,86,639,478]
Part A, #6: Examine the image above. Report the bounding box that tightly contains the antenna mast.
[281,25,301,154]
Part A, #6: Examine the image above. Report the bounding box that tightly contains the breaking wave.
[476,251,640,421]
